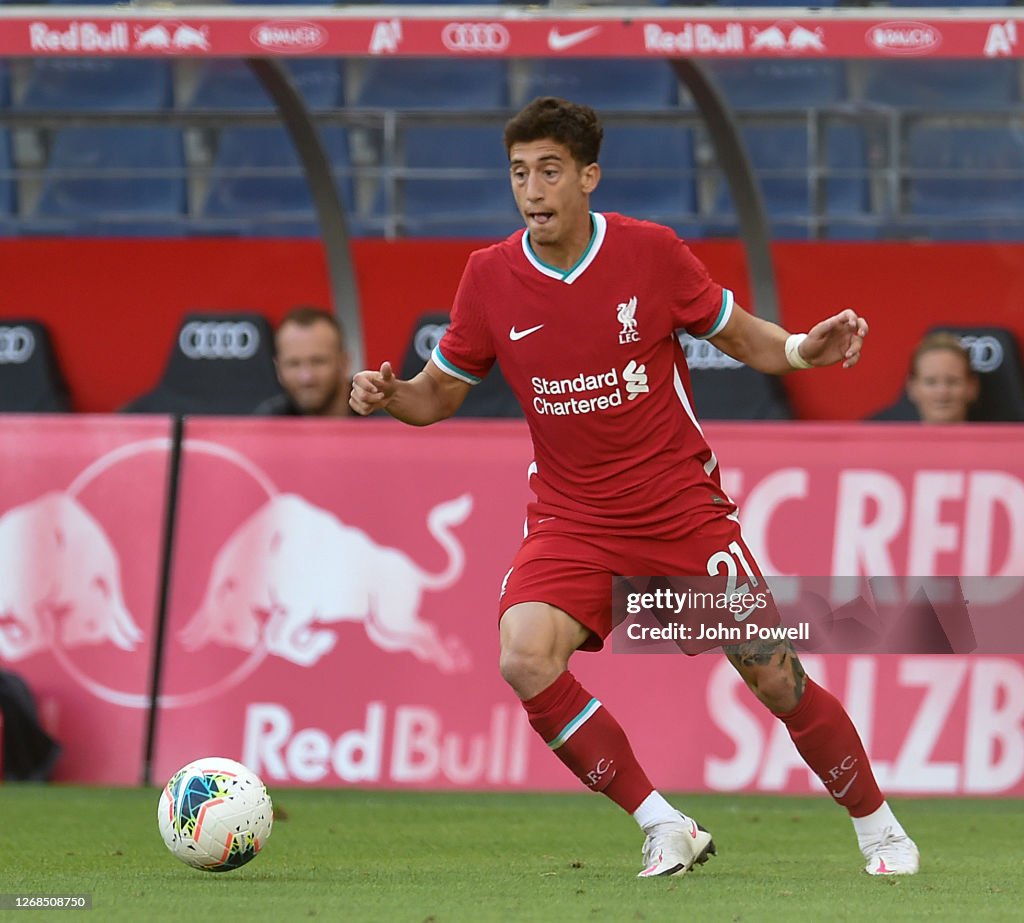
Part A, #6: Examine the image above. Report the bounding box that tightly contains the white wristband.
[785,333,813,370]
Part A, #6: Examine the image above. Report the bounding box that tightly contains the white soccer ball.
[157,757,273,872]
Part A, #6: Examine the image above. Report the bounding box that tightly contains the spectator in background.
[254,306,352,417]
[905,332,979,424]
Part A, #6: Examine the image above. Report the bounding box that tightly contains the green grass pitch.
[1,787,1022,922]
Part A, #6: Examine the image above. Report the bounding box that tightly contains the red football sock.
[522,671,654,814]
[776,677,884,818]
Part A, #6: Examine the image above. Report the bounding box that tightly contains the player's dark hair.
[503,97,603,167]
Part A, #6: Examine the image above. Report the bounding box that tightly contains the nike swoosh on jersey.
[830,771,859,800]
[509,324,544,341]
[547,26,602,52]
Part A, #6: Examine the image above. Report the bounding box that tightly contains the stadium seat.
[188,59,342,111]
[0,129,14,219]
[354,60,509,110]
[390,123,520,235]
[704,60,847,110]
[710,0,837,5]
[122,313,283,414]
[17,59,172,110]
[872,326,1024,422]
[399,123,506,170]
[678,333,792,420]
[397,177,522,238]
[0,61,9,107]
[862,61,1018,110]
[35,127,186,227]
[906,124,1024,219]
[825,122,871,217]
[523,59,678,110]
[708,122,869,237]
[932,326,1024,422]
[0,319,71,413]
[400,312,522,418]
[202,125,355,233]
[594,123,697,223]
[879,0,1010,5]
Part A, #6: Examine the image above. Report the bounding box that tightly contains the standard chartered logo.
[622,360,648,400]
[531,362,648,416]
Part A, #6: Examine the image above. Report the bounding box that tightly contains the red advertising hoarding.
[0,10,1020,60]
[0,415,172,783]
[2,416,1021,792]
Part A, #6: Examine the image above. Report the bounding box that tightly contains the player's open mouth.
[528,212,554,225]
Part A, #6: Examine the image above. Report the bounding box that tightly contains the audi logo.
[679,333,743,371]
[441,22,510,53]
[959,334,1004,374]
[414,322,450,361]
[0,325,36,364]
[179,321,260,361]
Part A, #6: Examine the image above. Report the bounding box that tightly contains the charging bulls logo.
[0,492,142,662]
[179,492,473,673]
[0,435,474,712]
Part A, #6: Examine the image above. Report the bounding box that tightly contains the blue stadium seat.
[906,124,1024,219]
[524,59,678,110]
[202,125,354,231]
[400,124,506,170]
[710,0,837,5]
[709,123,869,238]
[188,60,342,111]
[705,60,847,110]
[863,61,1018,110]
[600,123,694,171]
[17,58,172,110]
[355,60,508,110]
[594,124,697,224]
[881,0,1010,5]
[0,129,15,219]
[35,127,186,226]
[390,124,517,237]
[0,61,9,107]
[825,122,870,216]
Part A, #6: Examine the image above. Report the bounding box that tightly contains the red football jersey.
[434,212,736,535]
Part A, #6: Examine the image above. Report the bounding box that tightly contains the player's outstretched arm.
[709,306,868,375]
[350,359,471,425]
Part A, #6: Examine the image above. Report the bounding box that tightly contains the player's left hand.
[801,309,869,369]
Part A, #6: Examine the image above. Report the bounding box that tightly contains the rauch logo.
[251,21,327,53]
[867,22,942,56]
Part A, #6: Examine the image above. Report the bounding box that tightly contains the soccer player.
[350,97,919,878]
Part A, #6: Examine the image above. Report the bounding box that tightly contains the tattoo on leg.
[724,639,807,700]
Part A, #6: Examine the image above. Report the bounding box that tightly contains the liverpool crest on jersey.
[617,296,640,345]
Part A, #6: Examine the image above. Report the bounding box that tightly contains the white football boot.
[637,812,716,878]
[862,827,920,876]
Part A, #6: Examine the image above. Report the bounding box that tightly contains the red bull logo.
[179,491,473,673]
[0,436,473,712]
[0,492,141,662]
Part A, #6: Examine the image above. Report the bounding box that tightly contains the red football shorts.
[498,511,774,651]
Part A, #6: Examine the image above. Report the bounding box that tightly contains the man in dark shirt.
[255,306,352,417]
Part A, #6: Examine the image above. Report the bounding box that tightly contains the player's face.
[508,139,599,254]
[275,320,349,415]
[906,349,978,423]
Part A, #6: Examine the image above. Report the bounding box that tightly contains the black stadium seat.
[872,326,1024,422]
[400,312,522,419]
[0,319,71,412]
[122,312,283,414]
[679,333,792,420]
